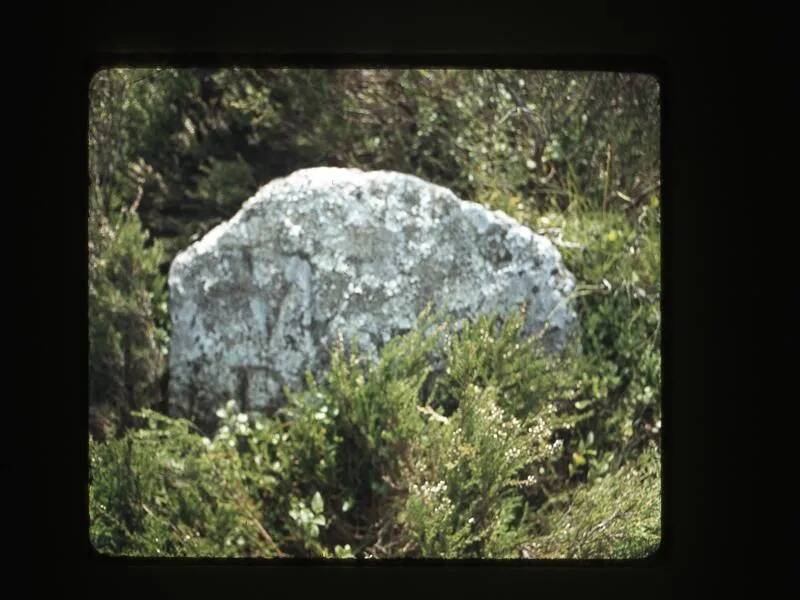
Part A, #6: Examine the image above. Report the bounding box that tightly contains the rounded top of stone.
[185,167,518,252]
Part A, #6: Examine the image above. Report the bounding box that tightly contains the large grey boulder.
[168,167,577,421]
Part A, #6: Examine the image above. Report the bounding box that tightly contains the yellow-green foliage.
[526,442,661,559]
[89,410,281,557]
[531,203,661,481]
[429,310,583,419]
[400,386,562,558]
[90,312,573,558]
[90,303,659,560]
[88,210,168,434]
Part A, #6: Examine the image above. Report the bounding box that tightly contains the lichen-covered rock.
[168,167,577,421]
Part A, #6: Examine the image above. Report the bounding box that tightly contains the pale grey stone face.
[168,167,577,422]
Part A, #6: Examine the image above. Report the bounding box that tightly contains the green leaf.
[311,491,324,514]
[334,544,354,558]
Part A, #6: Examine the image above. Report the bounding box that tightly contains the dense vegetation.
[88,68,661,559]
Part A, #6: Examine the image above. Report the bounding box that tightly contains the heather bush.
[91,310,595,558]
[525,442,661,559]
[398,384,563,558]
[89,409,281,557]
[90,297,659,560]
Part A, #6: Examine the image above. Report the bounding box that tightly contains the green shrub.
[525,442,661,559]
[534,201,661,481]
[90,299,659,559]
[90,310,583,558]
[88,209,168,437]
[89,409,281,557]
[429,309,582,419]
[398,384,563,558]
[273,311,445,554]
[88,68,659,268]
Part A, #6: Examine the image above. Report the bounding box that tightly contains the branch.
[627,181,661,210]
[416,404,449,423]
[250,514,286,557]
[491,72,546,148]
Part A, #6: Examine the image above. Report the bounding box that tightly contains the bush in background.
[88,68,659,268]
[88,209,168,438]
[532,199,662,484]
[87,67,661,558]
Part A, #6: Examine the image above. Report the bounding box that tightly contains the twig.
[602,143,613,214]
[141,502,185,539]
[250,514,286,557]
[492,72,546,147]
[576,507,631,551]
[208,453,287,558]
[416,404,449,423]
[627,181,661,210]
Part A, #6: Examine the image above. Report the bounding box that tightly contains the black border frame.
[78,58,672,589]
[82,56,669,569]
